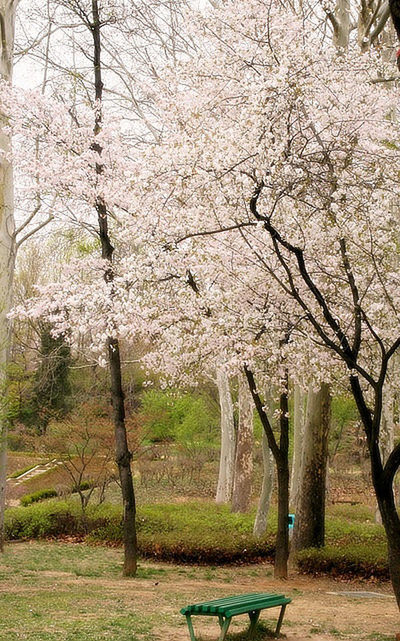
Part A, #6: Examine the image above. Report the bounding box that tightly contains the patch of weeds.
[204,568,216,580]
[136,565,167,579]
[226,622,276,640]
[366,635,395,641]
[329,628,344,637]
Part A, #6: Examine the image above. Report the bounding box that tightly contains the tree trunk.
[371,438,400,609]
[244,366,290,579]
[290,384,305,511]
[0,0,18,553]
[292,382,331,554]
[381,387,394,465]
[333,0,350,49]
[274,384,290,579]
[90,0,137,576]
[108,337,137,575]
[232,373,253,513]
[253,429,274,537]
[375,388,395,523]
[215,367,235,504]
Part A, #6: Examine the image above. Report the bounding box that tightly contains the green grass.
[0,542,282,641]
[0,543,159,641]
[0,541,396,641]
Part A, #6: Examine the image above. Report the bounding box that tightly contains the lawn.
[0,541,397,641]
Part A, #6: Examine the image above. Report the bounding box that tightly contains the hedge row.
[4,499,389,578]
[5,500,275,564]
[20,482,94,506]
[296,544,389,580]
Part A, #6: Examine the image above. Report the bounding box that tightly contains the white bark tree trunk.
[253,429,274,537]
[215,367,235,504]
[0,0,18,552]
[290,384,305,511]
[231,373,253,513]
[292,382,331,553]
[333,0,350,50]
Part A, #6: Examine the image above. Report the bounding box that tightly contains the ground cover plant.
[3,498,389,579]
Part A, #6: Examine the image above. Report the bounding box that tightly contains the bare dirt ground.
[157,569,398,641]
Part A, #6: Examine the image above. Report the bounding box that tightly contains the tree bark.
[275,382,290,579]
[253,429,274,537]
[381,387,394,466]
[215,367,235,504]
[333,0,350,49]
[90,0,137,576]
[232,373,253,513]
[0,0,18,553]
[370,439,400,609]
[290,384,305,511]
[292,382,331,553]
[244,366,290,579]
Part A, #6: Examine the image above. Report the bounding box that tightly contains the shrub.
[296,543,388,580]
[71,480,93,493]
[6,499,275,564]
[5,501,84,539]
[20,488,58,506]
[9,464,39,479]
[4,499,390,577]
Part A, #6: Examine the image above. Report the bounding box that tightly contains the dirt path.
[158,571,398,641]
[1,541,397,640]
[32,562,397,640]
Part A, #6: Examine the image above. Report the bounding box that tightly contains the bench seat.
[181,592,291,640]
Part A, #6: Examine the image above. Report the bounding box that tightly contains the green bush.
[9,464,39,479]
[296,543,388,580]
[6,501,84,538]
[20,488,58,506]
[4,498,390,577]
[6,500,274,564]
[71,480,93,493]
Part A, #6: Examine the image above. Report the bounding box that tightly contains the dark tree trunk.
[370,441,400,609]
[90,0,137,576]
[244,366,290,579]
[275,381,290,578]
[108,337,137,576]
[292,383,331,553]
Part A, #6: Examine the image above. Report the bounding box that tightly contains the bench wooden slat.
[225,596,291,618]
[181,592,284,615]
[204,595,287,615]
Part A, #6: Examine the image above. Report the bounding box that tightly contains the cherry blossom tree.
[125,0,400,597]
[5,0,400,598]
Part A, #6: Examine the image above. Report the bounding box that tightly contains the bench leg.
[218,616,232,641]
[185,614,197,641]
[248,609,260,639]
[275,604,287,637]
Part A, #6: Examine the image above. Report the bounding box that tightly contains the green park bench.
[181,592,292,641]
